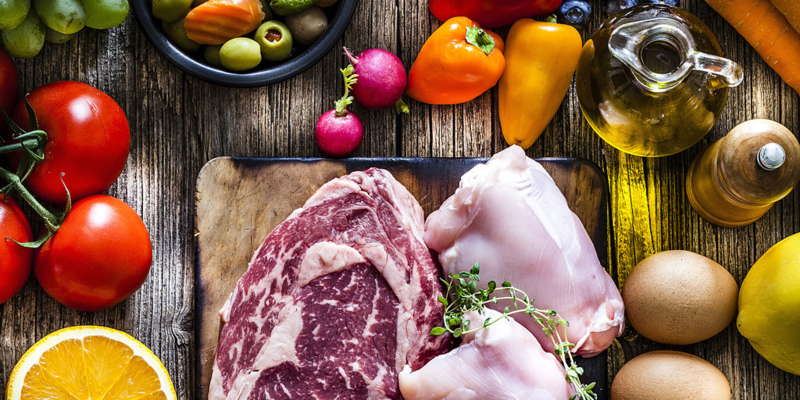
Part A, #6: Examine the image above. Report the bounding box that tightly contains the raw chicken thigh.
[398,309,574,400]
[424,146,624,357]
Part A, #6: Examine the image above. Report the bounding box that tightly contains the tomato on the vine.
[0,194,33,304]
[34,195,152,312]
[0,47,19,133]
[4,81,130,204]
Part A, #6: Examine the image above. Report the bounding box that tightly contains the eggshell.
[622,250,738,345]
[611,351,731,400]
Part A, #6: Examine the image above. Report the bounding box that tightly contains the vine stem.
[0,166,61,234]
[0,138,40,155]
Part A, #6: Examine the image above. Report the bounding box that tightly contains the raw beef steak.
[209,168,449,400]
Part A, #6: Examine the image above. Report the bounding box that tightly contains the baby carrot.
[705,0,800,94]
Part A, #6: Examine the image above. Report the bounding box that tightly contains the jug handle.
[693,51,744,87]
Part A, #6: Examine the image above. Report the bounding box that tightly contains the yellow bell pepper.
[498,19,582,149]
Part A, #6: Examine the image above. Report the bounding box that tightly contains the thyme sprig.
[430,263,597,400]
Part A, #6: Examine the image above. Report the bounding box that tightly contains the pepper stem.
[465,27,496,55]
[334,64,359,117]
[394,99,410,114]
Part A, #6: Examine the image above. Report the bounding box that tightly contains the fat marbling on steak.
[209,168,449,400]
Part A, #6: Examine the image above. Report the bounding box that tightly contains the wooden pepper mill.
[686,119,800,228]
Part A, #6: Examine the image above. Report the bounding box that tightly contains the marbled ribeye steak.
[209,168,449,400]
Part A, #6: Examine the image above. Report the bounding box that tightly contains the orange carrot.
[184,0,264,45]
[705,0,800,94]
[772,0,800,35]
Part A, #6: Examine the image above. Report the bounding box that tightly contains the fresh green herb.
[431,263,597,400]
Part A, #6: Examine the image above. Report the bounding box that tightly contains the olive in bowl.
[285,6,328,45]
[131,0,358,87]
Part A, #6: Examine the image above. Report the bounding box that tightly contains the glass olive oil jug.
[576,6,743,157]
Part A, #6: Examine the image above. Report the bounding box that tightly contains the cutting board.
[195,157,611,400]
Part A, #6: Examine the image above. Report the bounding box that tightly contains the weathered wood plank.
[2,0,800,398]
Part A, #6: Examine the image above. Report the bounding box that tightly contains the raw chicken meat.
[424,146,624,357]
[398,309,574,400]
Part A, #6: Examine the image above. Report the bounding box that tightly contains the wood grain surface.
[1,0,799,399]
[194,157,608,399]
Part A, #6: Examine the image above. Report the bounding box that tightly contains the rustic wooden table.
[1,0,799,399]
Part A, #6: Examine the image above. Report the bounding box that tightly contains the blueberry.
[557,0,592,27]
[606,0,638,14]
[641,0,679,6]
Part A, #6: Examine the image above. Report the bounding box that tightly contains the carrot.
[772,0,800,35]
[184,0,264,45]
[705,0,800,94]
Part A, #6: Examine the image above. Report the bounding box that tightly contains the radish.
[316,65,364,157]
[344,47,409,113]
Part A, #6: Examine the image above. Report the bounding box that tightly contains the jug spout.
[609,18,743,92]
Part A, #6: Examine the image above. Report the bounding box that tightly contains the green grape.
[0,0,31,30]
[82,0,128,29]
[44,26,75,43]
[1,9,45,58]
[34,0,86,34]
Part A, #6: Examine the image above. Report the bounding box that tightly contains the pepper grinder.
[686,119,800,228]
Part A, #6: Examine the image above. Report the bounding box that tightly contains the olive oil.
[576,5,742,157]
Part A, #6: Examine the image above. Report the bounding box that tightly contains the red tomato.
[0,47,19,132]
[34,195,152,311]
[4,81,130,204]
[0,195,33,304]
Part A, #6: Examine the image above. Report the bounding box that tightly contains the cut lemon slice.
[6,326,177,400]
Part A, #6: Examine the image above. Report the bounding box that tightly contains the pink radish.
[316,65,364,157]
[344,47,409,113]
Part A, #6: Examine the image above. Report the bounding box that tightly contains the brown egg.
[611,351,731,400]
[622,250,738,345]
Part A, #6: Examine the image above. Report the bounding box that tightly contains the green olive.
[285,6,327,46]
[219,37,261,71]
[204,44,222,67]
[1,9,45,58]
[151,0,191,22]
[258,0,272,20]
[44,26,75,43]
[162,15,199,51]
[254,20,292,62]
[190,0,205,6]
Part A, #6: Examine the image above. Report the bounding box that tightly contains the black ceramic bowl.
[131,0,358,87]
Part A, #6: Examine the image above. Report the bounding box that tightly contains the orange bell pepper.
[406,17,505,105]
[184,0,264,45]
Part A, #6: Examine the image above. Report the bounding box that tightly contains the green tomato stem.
[0,138,41,155]
[0,166,61,233]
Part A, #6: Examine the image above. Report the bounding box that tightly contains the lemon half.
[6,326,177,400]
